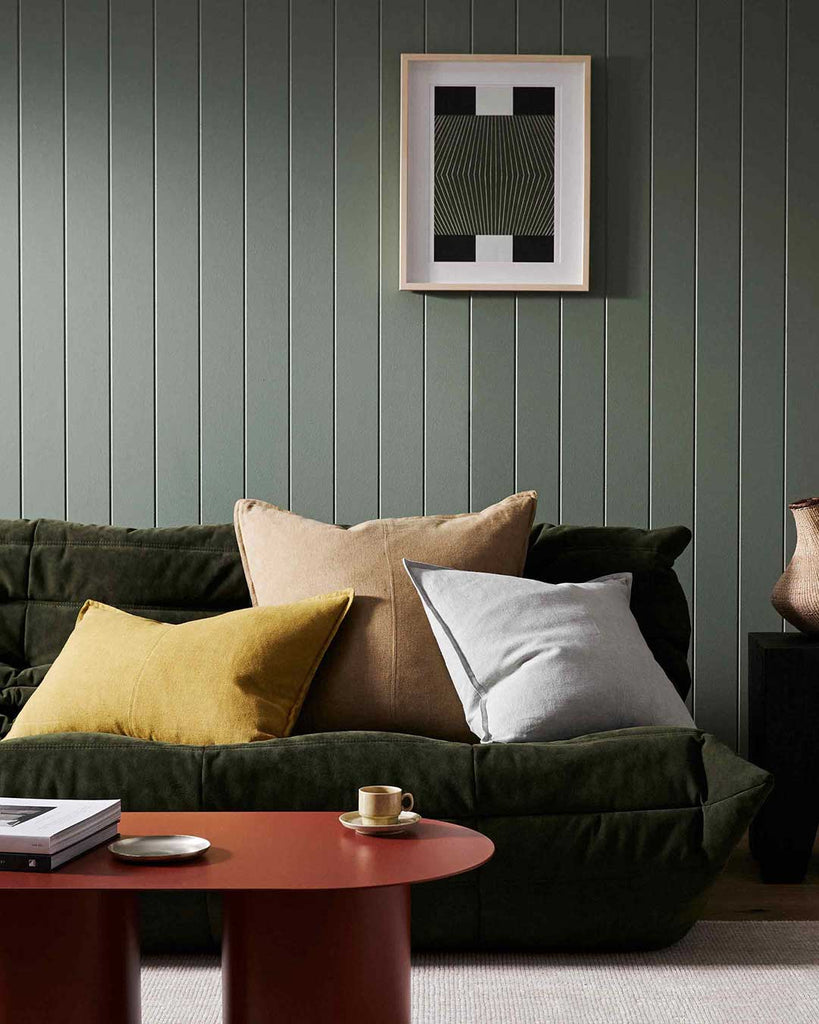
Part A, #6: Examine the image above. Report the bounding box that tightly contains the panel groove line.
[20,0,66,519]
[650,0,696,637]
[694,0,742,745]
[200,0,245,524]
[65,0,110,525]
[290,0,335,522]
[155,0,201,526]
[110,0,154,527]
[468,0,517,512]
[379,0,424,518]
[424,0,471,516]
[605,0,651,528]
[560,0,606,527]
[244,0,290,507]
[0,0,21,518]
[737,0,786,755]
[335,0,380,524]
[514,0,562,522]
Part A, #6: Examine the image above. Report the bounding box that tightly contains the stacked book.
[0,797,121,872]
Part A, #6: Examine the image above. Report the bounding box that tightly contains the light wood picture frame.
[400,53,591,292]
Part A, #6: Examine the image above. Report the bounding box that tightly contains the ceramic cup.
[358,786,414,825]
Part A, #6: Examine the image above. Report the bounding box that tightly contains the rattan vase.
[772,496,819,633]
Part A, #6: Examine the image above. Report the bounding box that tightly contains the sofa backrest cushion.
[0,519,250,737]
[0,516,692,737]
[524,523,692,700]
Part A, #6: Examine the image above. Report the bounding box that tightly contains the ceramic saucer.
[338,810,421,836]
[109,834,210,863]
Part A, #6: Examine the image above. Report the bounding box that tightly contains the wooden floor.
[704,835,819,921]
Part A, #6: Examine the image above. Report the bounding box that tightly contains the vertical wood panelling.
[469,293,516,509]
[19,0,65,519]
[65,0,109,524]
[785,2,819,552]
[738,0,787,754]
[155,0,200,526]
[424,291,471,514]
[109,0,154,527]
[289,0,335,522]
[515,0,562,524]
[516,0,561,51]
[244,0,290,506]
[560,0,606,526]
[335,0,380,524]
[200,0,244,524]
[650,0,696,637]
[604,0,651,527]
[469,0,516,511]
[0,0,811,751]
[424,0,471,516]
[0,0,20,519]
[379,0,424,517]
[694,0,742,746]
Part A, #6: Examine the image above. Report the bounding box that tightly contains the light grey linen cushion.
[403,559,695,743]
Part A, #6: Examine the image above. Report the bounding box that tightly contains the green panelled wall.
[0,0,817,752]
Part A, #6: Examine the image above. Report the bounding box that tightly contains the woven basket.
[772,496,819,633]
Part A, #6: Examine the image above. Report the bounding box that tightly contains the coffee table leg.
[0,891,140,1024]
[222,885,411,1024]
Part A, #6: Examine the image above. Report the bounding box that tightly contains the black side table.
[748,632,819,882]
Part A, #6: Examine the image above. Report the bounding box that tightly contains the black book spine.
[0,851,53,873]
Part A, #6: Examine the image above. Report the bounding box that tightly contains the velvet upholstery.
[0,520,696,737]
[1,518,694,735]
[0,519,247,737]
[0,727,770,951]
[0,517,769,952]
[525,523,693,699]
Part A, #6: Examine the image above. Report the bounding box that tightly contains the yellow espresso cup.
[358,785,414,825]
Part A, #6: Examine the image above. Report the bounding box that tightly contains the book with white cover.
[0,797,121,854]
[0,822,120,872]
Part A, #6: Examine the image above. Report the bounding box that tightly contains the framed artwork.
[400,54,590,292]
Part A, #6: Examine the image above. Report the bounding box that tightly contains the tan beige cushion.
[233,492,537,742]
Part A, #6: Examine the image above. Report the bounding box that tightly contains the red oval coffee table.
[0,810,494,1024]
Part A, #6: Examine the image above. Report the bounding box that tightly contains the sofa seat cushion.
[201,730,476,820]
[0,726,771,951]
[0,731,205,808]
[474,727,770,947]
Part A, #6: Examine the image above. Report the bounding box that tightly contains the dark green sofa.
[0,518,771,952]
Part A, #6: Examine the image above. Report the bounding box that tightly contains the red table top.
[0,811,494,892]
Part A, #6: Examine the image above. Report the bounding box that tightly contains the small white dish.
[109,834,210,863]
[338,810,421,836]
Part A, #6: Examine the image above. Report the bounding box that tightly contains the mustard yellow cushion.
[6,592,353,745]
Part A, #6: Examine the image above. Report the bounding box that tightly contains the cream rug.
[142,922,819,1024]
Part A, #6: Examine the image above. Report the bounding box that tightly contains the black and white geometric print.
[433,85,555,264]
